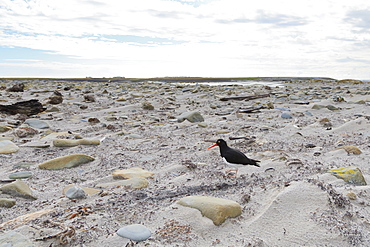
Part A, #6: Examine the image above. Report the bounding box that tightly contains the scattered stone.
[45,106,60,112]
[113,167,155,179]
[142,102,154,110]
[312,104,326,110]
[319,118,332,127]
[198,122,208,127]
[38,153,95,170]
[177,195,242,225]
[53,138,100,147]
[7,83,25,92]
[14,127,39,137]
[24,119,50,129]
[347,192,357,200]
[281,112,293,119]
[65,186,87,200]
[63,184,101,195]
[48,91,63,104]
[177,111,204,123]
[84,94,96,102]
[0,140,19,154]
[9,171,33,179]
[116,224,151,242]
[0,125,11,132]
[96,177,149,189]
[88,117,100,124]
[336,145,362,155]
[326,105,340,111]
[0,180,37,200]
[328,166,367,185]
[0,198,16,208]
[0,231,33,247]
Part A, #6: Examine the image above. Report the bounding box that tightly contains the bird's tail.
[250,159,261,167]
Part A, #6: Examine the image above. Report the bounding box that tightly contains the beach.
[1,78,370,246]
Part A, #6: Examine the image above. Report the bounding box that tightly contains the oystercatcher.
[208,139,260,175]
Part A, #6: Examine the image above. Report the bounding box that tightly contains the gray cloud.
[215,10,307,27]
[345,9,370,32]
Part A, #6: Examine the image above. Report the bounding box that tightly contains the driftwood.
[0,99,46,116]
[220,94,270,101]
[238,105,264,113]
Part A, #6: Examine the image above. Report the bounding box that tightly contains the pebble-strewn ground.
[1,78,370,246]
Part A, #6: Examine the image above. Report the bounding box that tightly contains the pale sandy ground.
[1,79,370,246]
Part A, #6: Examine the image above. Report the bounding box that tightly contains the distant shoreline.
[0,76,337,83]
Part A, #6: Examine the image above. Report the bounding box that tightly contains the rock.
[84,94,96,102]
[0,231,33,247]
[347,192,357,200]
[142,102,154,110]
[113,167,155,179]
[177,111,204,123]
[96,177,149,189]
[326,105,340,111]
[328,166,367,185]
[65,186,86,200]
[48,91,63,104]
[53,138,100,147]
[281,112,293,119]
[336,145,362,155]
[312,104,326,110]
[0,198,16,208]
[177,195,242,225]
[38,154,95,170]
[0,125,11,132]
[7,83,25,92]
[116,224,151,242]
[0,99,46,116]
[0,140,19,154]
[24,119,49,129]
[88,117,100,124]
[9,171,33,179]
[63,184,101,195]
[14,127,39,137]
[0,180,37,200]
[45,106,60,112]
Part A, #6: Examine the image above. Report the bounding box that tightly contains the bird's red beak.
[207,143,218,149]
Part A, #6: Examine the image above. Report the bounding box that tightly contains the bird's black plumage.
[208,139,260,167]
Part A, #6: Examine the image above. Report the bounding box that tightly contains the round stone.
[116,224,151,242]
[65,186,86,200]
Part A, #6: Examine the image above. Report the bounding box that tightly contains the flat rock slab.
[0,140,19,154]
[0,180,36,200]
[24,119,49,129]
[0,198,16,208]
[0,231,33,247]
[177,195,242,225]
[116,224,151,242]
[38,153,95,170]
[96,177,149,189]
[328,166,367,185]
[113,167,155,179]
[9,171,33,179]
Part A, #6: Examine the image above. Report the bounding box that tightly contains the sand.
[0,78,370,246]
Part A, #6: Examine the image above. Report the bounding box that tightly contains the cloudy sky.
[0,0,369,79]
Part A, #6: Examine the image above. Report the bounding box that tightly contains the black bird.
[208,139,260,173]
